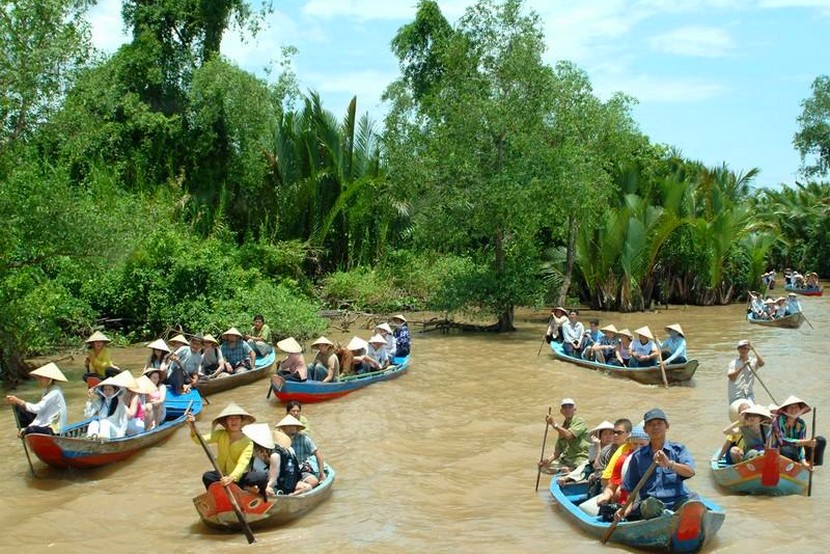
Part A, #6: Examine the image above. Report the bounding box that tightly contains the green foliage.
[794,75,830,178]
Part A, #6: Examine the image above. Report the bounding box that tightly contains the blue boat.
[269,355,410,403]
[784,283,823,296]
[549,341,698,385]
[710,448,809,496]
[550,480,725,553]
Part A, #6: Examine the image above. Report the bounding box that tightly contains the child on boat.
[5,362,68,436]
[716,403,771,464]
[242,423,310,498]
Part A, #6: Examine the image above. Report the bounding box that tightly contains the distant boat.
[710,449,809,496]
[550,479,725,553]
[197,350,275,396]
[269,355,411,403]
[549,342,698,385]
[24,387,202,469]
[746,312,805,329]
[193,464,335,530]
[785,284,823,297]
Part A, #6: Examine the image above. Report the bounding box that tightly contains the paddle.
[601,460,658,544]
[653,338,669,388]
[189,418,256,544]
[10,406,37,477]
[535,407,552,492]
[802,312,815,330]
[747,344,777,405]
[536,314,554,356]
[808,407,817,497]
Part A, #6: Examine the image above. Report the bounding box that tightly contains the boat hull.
[550,480,725,553]
[25,388,202,469]
[197,350,275,396]
[746,312,805,329]
[193,465,335,530]
[785,284,823,296]
[710,449,808,496]
[549,342,698,385]
[270,356,410,403]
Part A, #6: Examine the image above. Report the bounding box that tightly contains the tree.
[0,0,93,162]
[794,75,830,179]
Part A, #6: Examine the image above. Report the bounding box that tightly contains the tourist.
[727,339,765,412]
[773,297,788,319]
[365,334,390,370]
[142,367,167,430]
[307,336,340,382]
[544,307,569,344]
[538,398,590,475]
[219,327,255,374]
[771,395,826,468]
[345,336,370,374]
[83,331,121,382]
[276,337,307,382]
[590,324,619,364]
[167,333,204,394]
[580,319,604,361]
[275,414,326,486]
[716,403,771,464]
[629,326,659,368]
[615,409,696,521]
[188,403,257,490]
[590,424,649,518]
[125,374,156,436]
[285,400,311,435]
[374,322,397,357]
[242,422,310,499]
[143,338,170,378]
[608,329,633,367]
[561,310,586,357]
[786,293,802,315]
[84,371,133,439]
[390,314,411,357]
[660,324,687,365]
[245,314,273,358]
[200,334,227,378]
[5,362,68,436]
[558,420,615,486]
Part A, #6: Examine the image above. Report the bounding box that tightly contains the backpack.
[275,445,301,494]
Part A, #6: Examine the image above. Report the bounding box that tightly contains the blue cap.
[630,424,648,440]
[643,408,668,424]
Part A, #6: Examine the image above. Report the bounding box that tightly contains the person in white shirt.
[5,362,68,436]
[561,310,586,356]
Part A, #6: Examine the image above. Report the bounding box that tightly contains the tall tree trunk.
[494,225,515,331]
[556,214,577,306]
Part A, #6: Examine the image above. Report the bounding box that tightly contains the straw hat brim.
[311,336,334,347]
[665,324,684,337]
[368,334,387,345]
[30,362,68,382]
[86,331,111,344]
[146,339,170,353]
[391,314,407,323]
[170,334,189,345]
[274,414,306,430]
[375,323,393,334]
[242,423,275,449]
[600,324,618,334]
[617,329,633,339]
[590,420,615,436]
[222,328,243,338]
[774,395,811,415]
[212,403,256,427]
[634,326,654,340]
[203,334,220,345]
[276,337,303,354]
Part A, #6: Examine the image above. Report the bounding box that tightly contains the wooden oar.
[602,460,658,544]
[535,407,552,492]
[536,315,554,356]
[10,406,37,477]
[748,366,777,406]
[189,419,256,544]
[802,312,815,330]
[653,338,669,388]
[808,407,817,497]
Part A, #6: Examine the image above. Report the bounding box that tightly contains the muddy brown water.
[2,295,828,553]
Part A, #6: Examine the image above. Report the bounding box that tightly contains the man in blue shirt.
[617,408,696,521]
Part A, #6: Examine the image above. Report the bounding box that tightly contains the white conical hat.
[590,420,615,436]
[203,334,220,345]
[146,338,170,353]
[273,429,292,448]
[30,362,68,382]
[129,375,158,394]
[368,334,386,345]
[665,324,684,337]
[617,328,633,339]
[85,331,111,344]
[600,324,618,333]
[346,336,368,351]
[391,314,407,323]
[311,336,334,347]
[274,414,306,430]
[222,327,243,338]
[634,326,654,340]
[169,334,189,345]
[242,423,275,449]
[375,323,393,334]
[773,395,811,415]
[212,403,256,427]
[276,337,303,354]
[110,370,138,390]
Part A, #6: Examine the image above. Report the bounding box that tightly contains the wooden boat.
[785,284,823,297]
[746,312,805,329]
[710,449,809,496]
[197,350,276,396]
[24,387,202,469]
[193,463,335,530]
[550,479,725,553]
[269,355,411,403]
[549,342,698,385]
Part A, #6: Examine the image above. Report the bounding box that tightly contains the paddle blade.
[761,448,780,487]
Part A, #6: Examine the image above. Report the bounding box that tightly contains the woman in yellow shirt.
[188,403,256,489]
[83,331,121,383]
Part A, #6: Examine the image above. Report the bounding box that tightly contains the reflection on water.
[2,292,828,552]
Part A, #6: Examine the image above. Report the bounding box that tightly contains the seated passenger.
[716,403,771,464]
[200,334,227,378]
[285,400,311,436]
[580,319,604,361]
[786,293,801,315]
[561,310,586,357]
[806,272,820,289]
[608,329,633,367]
[585,423,649,518]
[245,314,273,358]
[144,338,171,375]
[167,333,204,394]
[374,323,397,357]
[188,403,257,491]
[589,325,619,364]
[773,297,788,319]
[334,341,355,377]
[275,414,326,487]
[85,371,134,439]
[772,395,826,468]
[558,420,615,486]
[5,362,68,436]
[345,336,371,374]
[307,336,340,382]
[390,314,411,357]
[365,334,390,371]
[538,398,590,475]
[142,367,167,430]
[276,337,307,382]
[219,328,255,374]
[660,324,687,365]
[125,374,156,436]
[83,331,121,383]
[628,326,659,368]
[242,423,311,499]
[544,307,569,343]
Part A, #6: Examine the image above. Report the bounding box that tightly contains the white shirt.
[562,320,585,343]
[727,357,758,403]
[24,385,67,431]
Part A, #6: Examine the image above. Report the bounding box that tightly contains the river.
[1,295,828,553]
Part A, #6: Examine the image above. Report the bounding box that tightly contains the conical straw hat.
[146,338,170,353]
[222,327,243,338]
[86,331,111,344]
[275,414,306,430]
[634,326,654,340]
[203,334,220,345]
[590,420,615,436]
[617,328,633,339]
[742,404,772,419]
[346,336,368,351]
[368,334,386,345]
[665,324,684,337]
[212,403,256,427]
[110,370,139,390]
[169,334,189,345]
[276,337,303,354]
[242,423,275,449]
[600,324,618,334]
[391,314,407,323]
[773,395,811,415]
[375,323,393,334]
[311,336,334,347]
[30,362,68,382]
[129,375,158,394]
[273,429,292,449]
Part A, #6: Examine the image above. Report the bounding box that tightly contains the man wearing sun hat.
[785,292,802,315]
[6,362,68,436]
[167,333,204,393]
[307,336,340,382]
[727,338,766,409]
[390,314,411,357]
[539,398,590,475]
[589,324,619,364]
[629,326,660,368]
[220,327,255,374]
[660,324,687,365]
[617,408,696,521]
